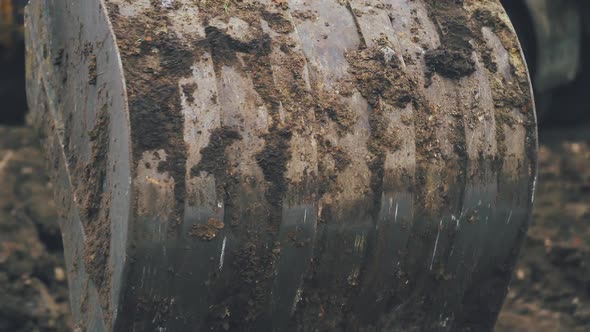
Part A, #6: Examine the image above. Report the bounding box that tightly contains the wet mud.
[424,0,477,83]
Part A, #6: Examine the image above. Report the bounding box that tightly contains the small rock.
[54,267,66,282]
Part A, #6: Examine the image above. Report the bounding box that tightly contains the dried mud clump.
[346,41,413,108]
[195,26,272,72]
[423,0,476,83]
[315,92,357,134]
[425,48,475,79]
[261,11,295,34]
[181,82,197,104]
[292,10,318,21]
[330,146,352,172]
[472,8,509,32]
[190,217,225,241]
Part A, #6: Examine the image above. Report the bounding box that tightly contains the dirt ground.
[0,127,70,332]
[496,125,590,332]
[0,123,588,331]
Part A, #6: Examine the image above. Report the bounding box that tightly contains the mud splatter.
[195,26,272,71]
[79,105,112,321]
[88,55,98,85]
[110,10,192,230]
[191,128,242,180]
[191,127,242,209]
[256,128,293,218]
[346,39,414,108]
[182,82,197,104]
[261,11,295,34]
[425,48,475,79]
[423,0,477,84]
[345,38,410,213]
[190,217,225,241]
[316,92,357,134]
[465,3,536,165]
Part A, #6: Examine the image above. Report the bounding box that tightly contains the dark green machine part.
[0,0,26,124]
[25,0,537,331]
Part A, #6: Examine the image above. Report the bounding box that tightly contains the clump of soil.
[190,217,225,241]
[345,39,413,108]
[423,0,476,83]
[261,11,294,34]
[315,92,357,134]
[424,48,476,79]
[329,146,352,172]
[292,10,318,21]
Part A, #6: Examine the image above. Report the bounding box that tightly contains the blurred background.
[0,0,589,331]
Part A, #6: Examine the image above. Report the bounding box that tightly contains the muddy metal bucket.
[25,1,537,331]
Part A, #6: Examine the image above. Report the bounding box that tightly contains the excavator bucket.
[25,1,537,331]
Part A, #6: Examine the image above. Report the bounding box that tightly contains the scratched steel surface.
[25,0,537,331]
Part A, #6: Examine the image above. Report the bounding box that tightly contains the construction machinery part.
[522,0,581,93]
[0,0,26,124]
[501,0,590,123]
[25,0,537,331]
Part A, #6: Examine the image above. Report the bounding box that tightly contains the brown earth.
[496,125,590,332]
[0,126,71,332]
